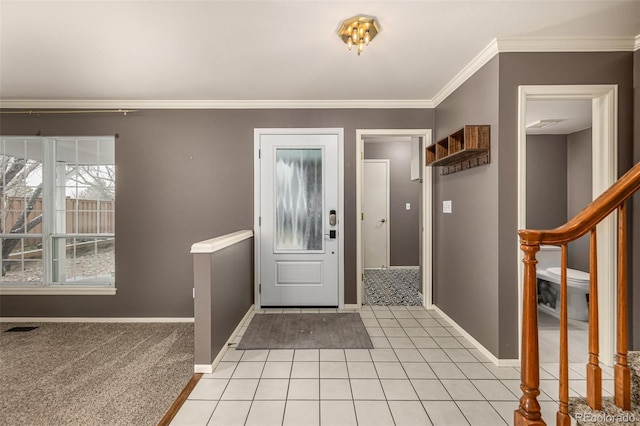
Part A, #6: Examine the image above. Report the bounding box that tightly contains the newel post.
[514,241,546,426]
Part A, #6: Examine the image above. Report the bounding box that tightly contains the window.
[0,136,115,294]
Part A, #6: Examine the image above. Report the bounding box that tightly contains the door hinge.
[361,212,364,221]
[361,273,364,282]
[361,152,364,160]
[259,283,261,294]
[259,216,261,226]
[258,149,261,159]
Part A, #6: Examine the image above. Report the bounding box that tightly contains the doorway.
[254,128,345,308]
[517,85,618,365]
[356,129,433,308]
[525,98,592,363]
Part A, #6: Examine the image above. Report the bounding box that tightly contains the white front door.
[256,129,342,307]
[363,160,390,268]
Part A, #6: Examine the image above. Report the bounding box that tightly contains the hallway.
[171,305,615,425]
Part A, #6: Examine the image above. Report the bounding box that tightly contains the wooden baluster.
[557,244,571,426]
[514,243,546,426]
[615,203,631,410]
[587,229,602,409]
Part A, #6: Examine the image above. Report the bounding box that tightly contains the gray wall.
[526,130,592,272]
[526,134,568,229]
[0,109,434,317]
[433,56,500,356]
[194,238,253,365]
[365,140,421,266]
[567,128,593,272]
[433,51,634,359]
[498,52,635,356]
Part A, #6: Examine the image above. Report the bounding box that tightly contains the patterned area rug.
[364,268,423,306]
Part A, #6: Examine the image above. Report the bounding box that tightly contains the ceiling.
[0,0,638,106]
[526,99,592,135]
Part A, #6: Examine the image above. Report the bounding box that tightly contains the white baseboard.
[0,317,194,323]
[194,305,255,374]
[388,266,420,270]
[194,364,213,374]
[431,306,519,367]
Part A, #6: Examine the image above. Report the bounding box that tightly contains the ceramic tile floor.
[171,305,615,426]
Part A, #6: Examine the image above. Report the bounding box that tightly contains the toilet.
[535,245,590,322]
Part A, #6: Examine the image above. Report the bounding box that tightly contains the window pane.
[56,141,115,235]
[1,138,43,235]
[1,138,44,284]
[52,237,115,284]
[275,148,323,251]
[98,208,115,233]
[4,210,44,234]
[0,237,43,283]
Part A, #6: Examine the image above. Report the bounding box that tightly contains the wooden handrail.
[519,162,640,245]
[515,161,640,426]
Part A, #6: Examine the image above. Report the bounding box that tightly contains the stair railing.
[514,161,640,426]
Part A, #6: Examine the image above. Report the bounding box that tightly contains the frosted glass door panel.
[275,148,323,251]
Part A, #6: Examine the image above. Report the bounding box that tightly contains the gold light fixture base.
[336,15,380,55]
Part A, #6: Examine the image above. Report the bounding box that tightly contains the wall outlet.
[443,200,452,213]
[406,203,411,210]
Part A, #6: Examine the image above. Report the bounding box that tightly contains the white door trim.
[356,129,433,308]
[254,128,345,309]
[363,159,391,269]
[517,85,618,365]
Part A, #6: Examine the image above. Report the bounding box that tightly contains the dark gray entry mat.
[237,313,373,350]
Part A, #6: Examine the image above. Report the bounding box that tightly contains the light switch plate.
[406,203,411,210]
[443,200,452,213]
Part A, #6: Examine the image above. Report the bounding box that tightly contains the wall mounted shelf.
[426,125,490,175]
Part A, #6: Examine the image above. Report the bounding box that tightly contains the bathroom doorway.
[525,98,592,363]
[355,129,432,308]
[517,85,618,366]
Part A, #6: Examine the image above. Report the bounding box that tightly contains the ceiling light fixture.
[337,15,380,56]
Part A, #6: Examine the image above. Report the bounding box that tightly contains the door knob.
[381,218,386,223]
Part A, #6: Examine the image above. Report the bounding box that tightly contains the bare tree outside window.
[1,137,115,285]
[1,156,43,267]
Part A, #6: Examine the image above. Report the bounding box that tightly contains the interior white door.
[363,160,389,269]
[258,132,340,307]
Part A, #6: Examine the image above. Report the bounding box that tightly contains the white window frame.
[0,136,116,295]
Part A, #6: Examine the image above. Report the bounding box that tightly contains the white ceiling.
[526,99,592,135]
[0,0,638,106]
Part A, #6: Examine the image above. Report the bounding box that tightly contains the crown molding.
[496,36,637,52]
[431,36,636,107]
[0,98,434,110]
[431,39,500,107]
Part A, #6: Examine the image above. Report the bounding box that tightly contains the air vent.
[5,326,38,332]
[526,119,564,129]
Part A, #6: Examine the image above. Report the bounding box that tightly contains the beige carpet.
[0,322,193,426]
